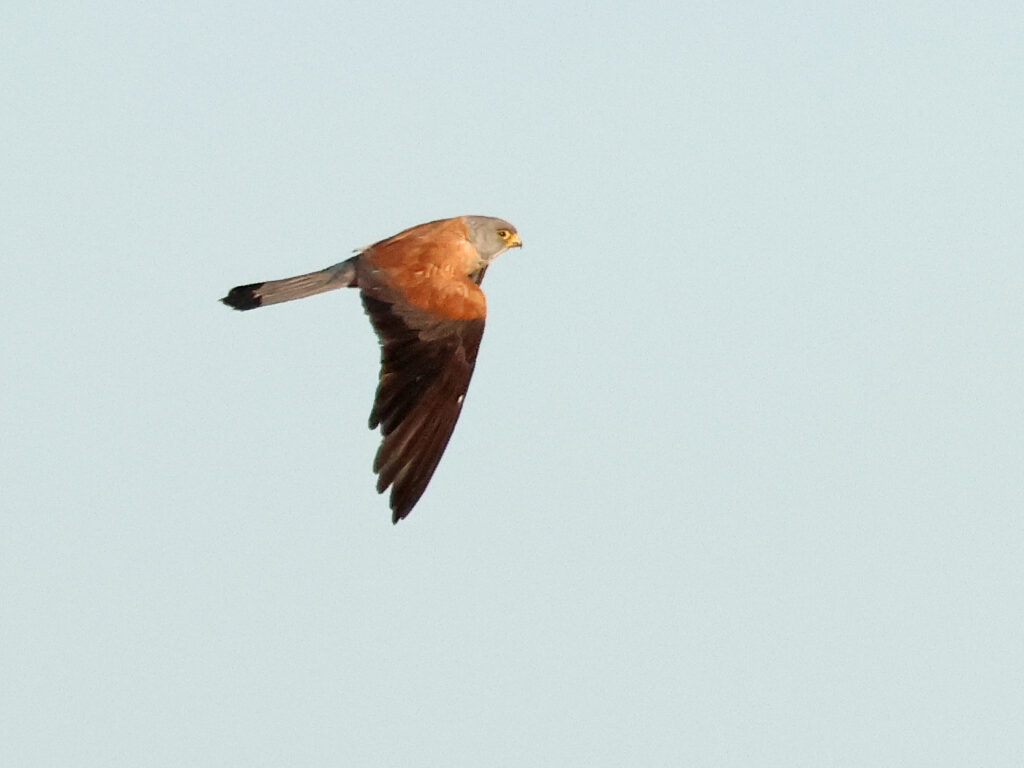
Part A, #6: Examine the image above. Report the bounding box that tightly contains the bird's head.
[465,216,522,263]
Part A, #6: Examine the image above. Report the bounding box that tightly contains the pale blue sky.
[3,1,1023,766]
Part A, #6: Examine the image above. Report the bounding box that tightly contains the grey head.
[464,216,522,263]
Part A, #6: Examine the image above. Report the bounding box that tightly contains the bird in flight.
[222,215,521,523]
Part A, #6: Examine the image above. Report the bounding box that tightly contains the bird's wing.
[361,293,484,522]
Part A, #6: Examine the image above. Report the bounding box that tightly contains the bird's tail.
[221,257,358,310]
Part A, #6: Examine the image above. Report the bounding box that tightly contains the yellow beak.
[507,233,522,248]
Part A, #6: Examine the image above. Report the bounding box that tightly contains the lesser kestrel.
[222,215,521,523]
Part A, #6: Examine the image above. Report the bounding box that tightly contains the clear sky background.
[3,1,1023,766]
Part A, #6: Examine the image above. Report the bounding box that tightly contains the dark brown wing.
[362,293,485,523]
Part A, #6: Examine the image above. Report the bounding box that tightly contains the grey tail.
[221,257,358,311]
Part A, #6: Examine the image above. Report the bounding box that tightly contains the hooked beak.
[508,233,522,248]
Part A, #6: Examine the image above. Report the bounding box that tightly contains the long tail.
[221,256,358,310]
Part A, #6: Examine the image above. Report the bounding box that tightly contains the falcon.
[222,215,521,523]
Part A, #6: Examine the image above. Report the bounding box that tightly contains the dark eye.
[496,229,509,239]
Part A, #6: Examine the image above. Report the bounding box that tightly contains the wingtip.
[389,507,409,528]
[391,503,409,525]
[221,283,264,311]
[391,500,416,525]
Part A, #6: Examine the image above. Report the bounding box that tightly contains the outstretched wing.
[362,292,485,523]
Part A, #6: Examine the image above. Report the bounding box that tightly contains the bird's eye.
[497,229,509,239]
